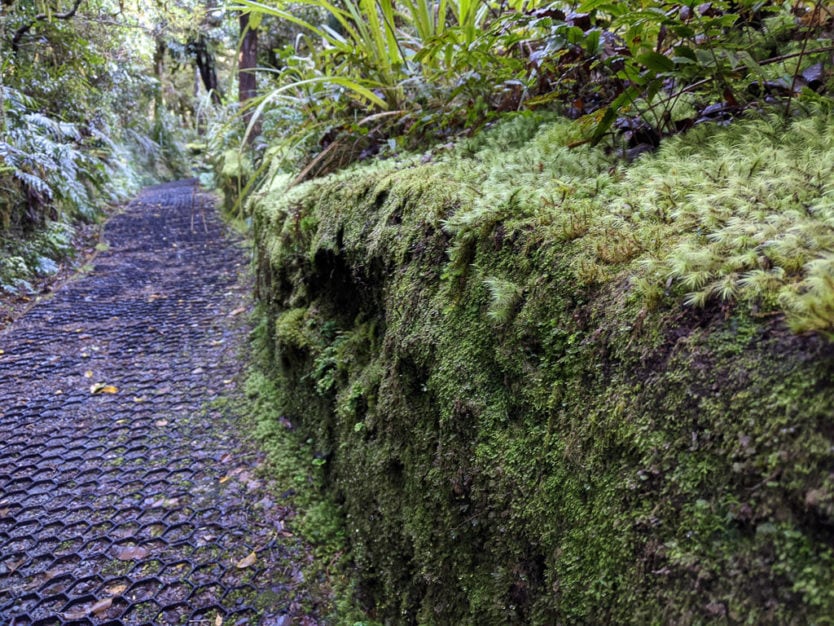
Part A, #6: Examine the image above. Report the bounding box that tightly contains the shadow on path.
[0,180,313,625]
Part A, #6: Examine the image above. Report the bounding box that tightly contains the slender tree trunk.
[238,11,258,142]
[193,35,221,105]
[153,37,165,125]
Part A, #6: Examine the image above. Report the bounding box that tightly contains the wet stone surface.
[0,180,312,625]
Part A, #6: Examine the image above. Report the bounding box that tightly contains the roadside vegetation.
[217,0,834,200]
[6,0,834,622]
[0,0,224,302]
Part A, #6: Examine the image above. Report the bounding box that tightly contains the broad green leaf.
[636,51,675,74]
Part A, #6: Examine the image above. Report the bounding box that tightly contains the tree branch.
[12,0,86,54]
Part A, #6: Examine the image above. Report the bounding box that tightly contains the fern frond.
[12,170,53,198]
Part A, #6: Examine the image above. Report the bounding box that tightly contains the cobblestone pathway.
[0,181,312,625]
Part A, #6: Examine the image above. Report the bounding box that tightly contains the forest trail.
[0,181,314,625]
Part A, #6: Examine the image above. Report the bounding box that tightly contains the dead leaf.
[155,419,169,427]
[105,583,127,595]
[84,370,93,378]
[115,546,148,561]
[6,558,24,573]
[235,551,257,569]
[54,390,63,395]
[215,616,224,626]
[147,294,167,302]
[220,467,245,483]
[0,349,5,355]
[90,383,118,394]
[62,593,115,619]
[229,306,246,317]
[90,598,113,616]
[64,608,88,620]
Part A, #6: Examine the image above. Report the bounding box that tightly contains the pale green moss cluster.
[252,112,834,623]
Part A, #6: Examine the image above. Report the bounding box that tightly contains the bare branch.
[12,0,86,54]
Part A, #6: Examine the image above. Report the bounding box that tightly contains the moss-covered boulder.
[253,113,834,624]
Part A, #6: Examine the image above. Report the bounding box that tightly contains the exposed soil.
[0,180,319,625]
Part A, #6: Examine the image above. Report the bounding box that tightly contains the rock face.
[253,115,834,624]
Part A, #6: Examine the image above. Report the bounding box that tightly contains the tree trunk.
[153,37,165,125]
[193,35,221,105]
[238,11,258,142]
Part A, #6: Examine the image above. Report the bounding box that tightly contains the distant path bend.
[0,180,311,625]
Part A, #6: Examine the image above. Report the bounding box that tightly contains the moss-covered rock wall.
[253,114,834,624]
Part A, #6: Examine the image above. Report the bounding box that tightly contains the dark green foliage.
[222,0,834,191]
[253,115,834,623]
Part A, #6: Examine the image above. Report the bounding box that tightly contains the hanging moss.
[253,112,834,624]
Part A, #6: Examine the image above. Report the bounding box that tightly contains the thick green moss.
[253,113,834,624]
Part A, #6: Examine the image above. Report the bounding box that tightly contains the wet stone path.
[0,181,311,625]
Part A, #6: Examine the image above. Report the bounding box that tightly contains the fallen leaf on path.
[220,467,245,483]
[55,390,63,395]
[229,306,246,317]
[0,349,4,355]
[64,608,88,620]
[105,583,127,595]
[5,558,24,573]
[147,497,180,509]
[115,546,148,561]
[147,294,167,301]
[155,419,169,427]
[215,615,224,626]
[90,383,118,394]
[84,370,93,378]
[236,551,257,569]
[90,598,113,616]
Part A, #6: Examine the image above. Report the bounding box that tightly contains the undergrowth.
[243,311,377,624]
